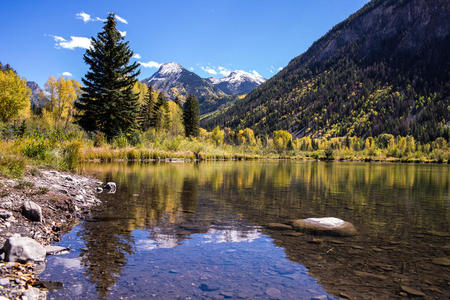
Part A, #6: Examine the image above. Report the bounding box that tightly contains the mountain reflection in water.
[41,161,449,299]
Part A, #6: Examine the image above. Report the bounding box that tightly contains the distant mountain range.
[26,81,48,111]
[142,62,265,113]
[202,0,450,142]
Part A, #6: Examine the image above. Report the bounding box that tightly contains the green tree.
[183,94,200,137]
[75,13,140,140]
[0,69,30,123]
[153,93,170,130]
[139,85,156,131]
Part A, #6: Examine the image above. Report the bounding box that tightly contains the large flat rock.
[292,217,357,236]
[3,235,46,263]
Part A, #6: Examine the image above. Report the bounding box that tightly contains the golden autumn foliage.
[0,69,30,123]
[42,76,81,128]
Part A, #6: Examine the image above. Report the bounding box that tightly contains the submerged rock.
[22,200,43,222]
[3,235,46,263]
[266,223,293,230]
[44,245,69,256]
[401,285,426,297]
[431,257,450,266]
[266,287,282,299]
[292,217,357,236]
[103,182,116,194]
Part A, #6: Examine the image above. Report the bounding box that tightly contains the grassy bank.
[0,124,449,178]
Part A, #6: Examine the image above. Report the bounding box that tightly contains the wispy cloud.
[62,72,72,77]
[51,35,92,50]
[201,66,217,75]
[139,60,161,68]
[132,53,142,59]
[250,70,262,77]
[119,30,127,37]
[76,11,91,23]
[189,67,195,71]
[218,66,231,76]
[115,15,128,24]
[75,11,106,23]
[278,67,283,71]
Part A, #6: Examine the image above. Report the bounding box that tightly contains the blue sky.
[1,0,369,87]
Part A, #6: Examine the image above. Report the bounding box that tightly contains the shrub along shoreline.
[1,126,448,179]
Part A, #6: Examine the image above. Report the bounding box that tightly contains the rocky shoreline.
[0,168,102,299]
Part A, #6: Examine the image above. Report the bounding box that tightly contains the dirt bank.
[0,168,102,299]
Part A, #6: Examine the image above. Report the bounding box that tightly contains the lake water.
[40,161,449,299]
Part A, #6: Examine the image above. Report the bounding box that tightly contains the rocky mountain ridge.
[201,0,450,142]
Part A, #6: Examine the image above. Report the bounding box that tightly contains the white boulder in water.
[292,217,357,236]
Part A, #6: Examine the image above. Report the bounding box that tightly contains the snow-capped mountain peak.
[207,70,266,95]
[158,62,183,75]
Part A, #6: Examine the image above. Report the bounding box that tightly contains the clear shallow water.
[40,161,449,299]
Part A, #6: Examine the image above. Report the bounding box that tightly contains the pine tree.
[139,85,155,131]
[75,13,140,140]
[183,94,200,137]
[174,96,182,108]
[153,93,169,130]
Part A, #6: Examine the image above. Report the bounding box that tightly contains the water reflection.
[42,161,449,299]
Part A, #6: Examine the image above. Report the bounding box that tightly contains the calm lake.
[40,161,449,299]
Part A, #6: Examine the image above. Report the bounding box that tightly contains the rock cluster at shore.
[0,168,102,299]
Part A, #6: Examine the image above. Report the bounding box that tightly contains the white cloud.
[115,15,128,24]
[62,72,72,77]
[189,67,194,71]
[76,11,91,23]
[76,11,106,23]
[52,35,66,42]
[201,66,217,75]
[119,30,127,37]
[250,70,262,77]
[132,53,142,59]
[218,66,231,76]
[52,35,92,50]
[139,60,162,68]
[278,67,283,71]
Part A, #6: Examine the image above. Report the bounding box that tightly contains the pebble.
[265,288,282,299]
[199,283,220,292]
[431,257,450,266]
[0,278,9,286]
[219,291,233,298]
[400,285,425,297]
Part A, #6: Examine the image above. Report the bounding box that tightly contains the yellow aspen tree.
[0,69,30,123]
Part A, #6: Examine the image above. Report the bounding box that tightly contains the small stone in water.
[400,285,425,297]
[265,287,281,299]
[0,278,9,286]
[199,283,219,292]
[220,291,233,298]
[431,257,450,266]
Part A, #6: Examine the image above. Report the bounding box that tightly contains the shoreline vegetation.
[1,123,448,179]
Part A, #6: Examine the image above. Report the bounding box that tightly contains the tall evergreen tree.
[183,94,200,137]
[75,13,140,140]
[153,93,169,130]
[139,85,155,131]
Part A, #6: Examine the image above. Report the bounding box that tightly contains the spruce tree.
[153,93,169,130]
[183,94,200,137]
[75,13,140,140]
[139,85,155,131]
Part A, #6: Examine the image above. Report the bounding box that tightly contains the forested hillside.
[202,0,450,143]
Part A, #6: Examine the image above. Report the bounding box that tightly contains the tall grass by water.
[0,121,448,178]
